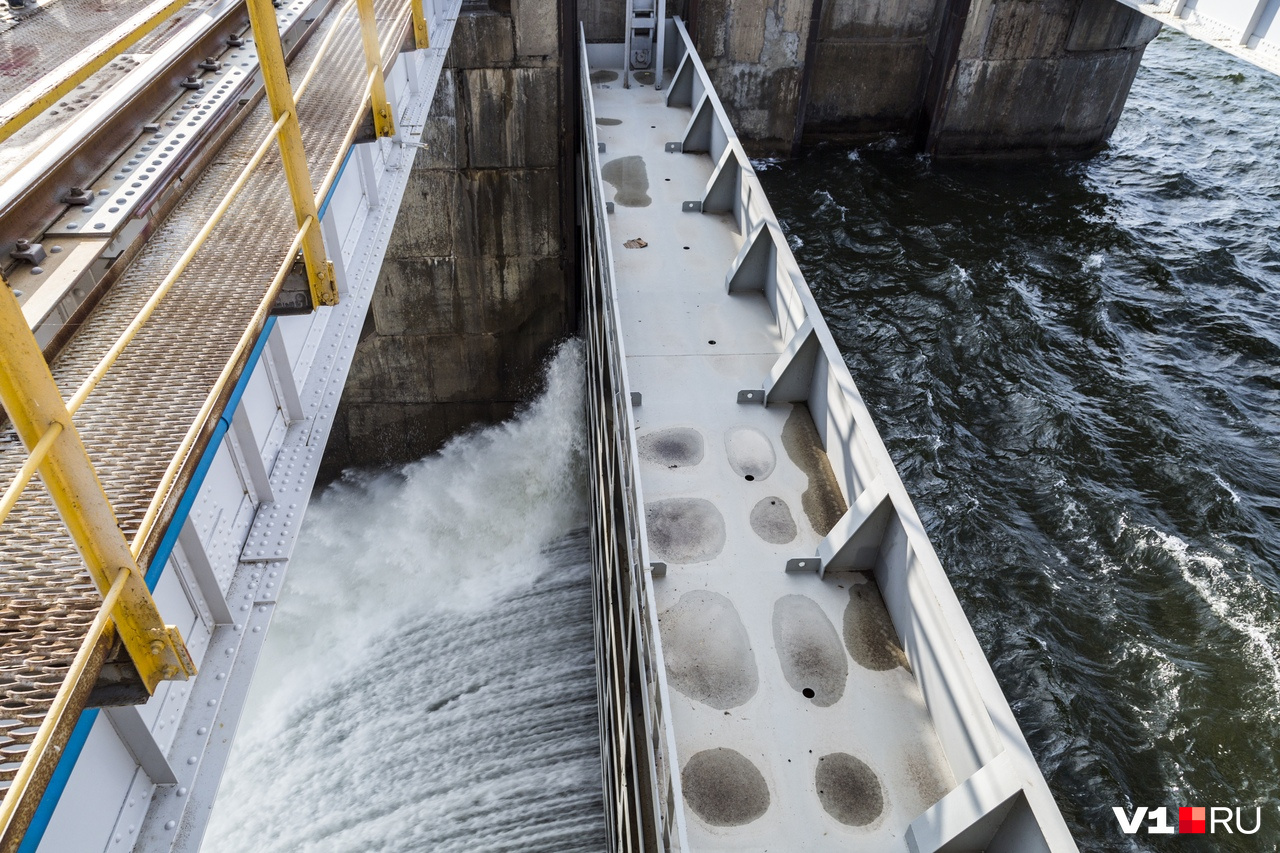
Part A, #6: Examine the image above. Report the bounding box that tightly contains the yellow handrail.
[0,0,431,837]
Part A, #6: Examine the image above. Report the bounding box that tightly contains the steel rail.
[0,568,129,842]
[0,0,192,146]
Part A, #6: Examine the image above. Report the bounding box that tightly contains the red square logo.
[1180,807,1206,834]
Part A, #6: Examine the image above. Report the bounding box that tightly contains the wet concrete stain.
[724,425,776,481]
[815,753,884,826]
[595,117,622,125]
[682,748,770,826]
[772,595,847,706]
[601,155,651,207]
[781,405,848,535]
[638,427,704,468]
[750,496,796,544]
[590,69,618,83]
[660,591,759,709]
[843,577,910,672]
[634,70,656,85]
[646,498,725,563]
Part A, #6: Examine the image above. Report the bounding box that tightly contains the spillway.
[204,343,607,851]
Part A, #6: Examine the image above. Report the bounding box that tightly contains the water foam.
[203,342,605,852]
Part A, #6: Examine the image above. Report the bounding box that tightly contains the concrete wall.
[671,0,1160,155]
[803,0,946,138]
[322,0,574,479]
[924,0,1162,157]
[689,0,816,152]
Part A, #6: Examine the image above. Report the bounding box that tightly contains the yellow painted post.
[410,0,430,49]
[0,279,194,692]
[244,0,340,307]
[356,0,397,137]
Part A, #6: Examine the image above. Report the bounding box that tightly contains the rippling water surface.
[758,29,1280,853]
[204,344,604,852]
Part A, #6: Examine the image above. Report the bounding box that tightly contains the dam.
[0,0,1277,850]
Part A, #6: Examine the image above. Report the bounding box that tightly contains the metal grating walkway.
[0,0,407,796]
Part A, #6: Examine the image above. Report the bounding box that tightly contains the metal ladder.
[623,0,666,89]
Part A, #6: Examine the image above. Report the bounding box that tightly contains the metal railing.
[0,0,430,842]
[579,26,688,853]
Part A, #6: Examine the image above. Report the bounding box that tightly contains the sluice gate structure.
[580,19,1077,853]
[0,0,1275,850]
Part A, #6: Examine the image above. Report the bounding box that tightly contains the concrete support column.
[688,0,819,153]
[922,0,1163,157]
[322,0,575,478]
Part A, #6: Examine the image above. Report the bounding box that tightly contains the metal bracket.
[737,389,764,404]
[682,200,702,212]
[786,557,821,573]
[650,562,667,577]
[606,201,615,214]
[630,391,641,406]
[665,141,683,153]
[599,141,606,154]
[9,239,45,265]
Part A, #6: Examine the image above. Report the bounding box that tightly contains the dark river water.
[758,28,1280,853]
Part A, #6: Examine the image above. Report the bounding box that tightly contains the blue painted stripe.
[317,145,355,221]
[20,315,279,852]
[17,710,98,853]
[145,314,278,589]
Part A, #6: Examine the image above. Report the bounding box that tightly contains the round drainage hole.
[708,340,716,345]
[802,688,815,699]
[745,475,755,482]
[683,246,690,250]
[665,178,671,181]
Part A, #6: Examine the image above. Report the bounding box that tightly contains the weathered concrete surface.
[924,0,1162,157]
[689,0,815,152]
[322,1,574,478]
[803,0,946,138]
[676,0,1159,155]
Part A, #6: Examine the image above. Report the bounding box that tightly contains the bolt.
[150,640,164,655]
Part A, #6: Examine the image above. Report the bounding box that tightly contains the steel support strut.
[0,279,195,693]
[245,0,340,307]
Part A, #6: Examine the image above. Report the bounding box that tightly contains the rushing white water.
[203,342,605,852]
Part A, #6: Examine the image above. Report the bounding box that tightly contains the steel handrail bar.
[291,0,359,102]
[129,221,310,554]
[0,0,193,146]
[0,421,62,525]
[0,568,129,837]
